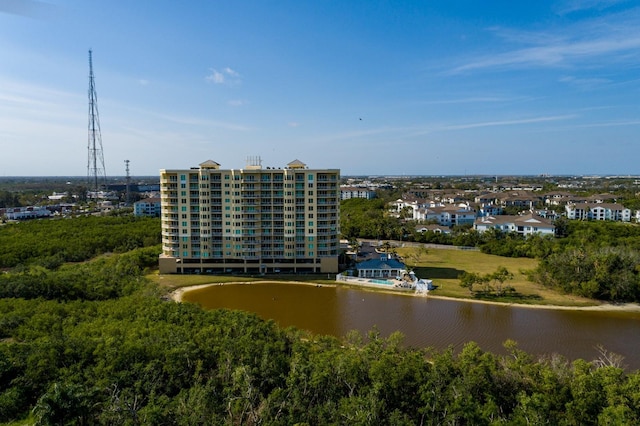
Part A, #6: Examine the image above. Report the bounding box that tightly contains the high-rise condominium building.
[159,159,340,274]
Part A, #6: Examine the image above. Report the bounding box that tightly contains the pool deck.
[336,275,421,293]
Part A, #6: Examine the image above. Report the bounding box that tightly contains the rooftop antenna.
[245,155,262,170]
[87,49,107,199]
[124,159,131,205]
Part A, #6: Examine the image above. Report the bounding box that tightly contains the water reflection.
[184,283,640,370]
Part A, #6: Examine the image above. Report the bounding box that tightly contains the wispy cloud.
[452,35,640,73]
[570,119,640,128]
[439,115,577,131]
[418,96,531,105]
[559,75,612,89]
[228,99,247,107]
[0,0,59,19]
[205,67,242,85]
[555,0,628,15]
[450,9,640,73]
[150,112,251,131]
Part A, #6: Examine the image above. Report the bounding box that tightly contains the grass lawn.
[396,247,599,307]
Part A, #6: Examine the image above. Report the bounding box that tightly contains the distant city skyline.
[1,1,639,177]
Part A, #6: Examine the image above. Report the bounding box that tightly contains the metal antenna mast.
[87,49,107,198]
[124,159,131,205]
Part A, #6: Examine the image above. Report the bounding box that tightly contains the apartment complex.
[159,159,340,274]
[134,197,161,217]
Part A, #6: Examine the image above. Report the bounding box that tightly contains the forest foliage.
[1,215,640,424]
[0,216,160,268]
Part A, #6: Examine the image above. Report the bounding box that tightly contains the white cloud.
[205,69,225,84]
[205,67,242,85]
[224,67,239,77]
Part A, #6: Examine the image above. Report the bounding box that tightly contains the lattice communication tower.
[87,49,107,196]
[125,159,131,205]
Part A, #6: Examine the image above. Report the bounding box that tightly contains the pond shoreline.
[170,280,640,313]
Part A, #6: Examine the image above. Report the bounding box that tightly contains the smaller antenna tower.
[124,160,131,205]
[246,155,262,170]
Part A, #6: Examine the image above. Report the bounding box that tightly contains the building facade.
[473,214,555,236]
[134,197,161,217]
[340,186,376,200]
[565,202,631,222]
[159,159,340,274]
[1,206,51,220]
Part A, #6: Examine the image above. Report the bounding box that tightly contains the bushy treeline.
[0,216,161,268]
[533,246,640,302]
[530,221,640,302]
[2,293,640,425]
[0,245,160,301]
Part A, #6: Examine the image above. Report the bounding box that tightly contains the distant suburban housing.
[565,202,631,222]
[134,197,161,217]
[413,204,476,227]
[340,186,376,200]
[1,206,51,220]
[474,214,555,236]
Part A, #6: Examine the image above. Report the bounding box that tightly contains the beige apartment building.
[159,158,340,274]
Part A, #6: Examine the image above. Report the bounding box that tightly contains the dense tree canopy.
[1,215,640,424]
[0,216,160,268]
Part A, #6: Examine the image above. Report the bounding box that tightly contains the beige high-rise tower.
[159,158,340,274]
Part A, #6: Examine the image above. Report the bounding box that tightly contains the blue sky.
[1,0,639,177]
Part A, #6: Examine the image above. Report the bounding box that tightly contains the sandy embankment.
[170,281,640,312]
[170,280,336,303]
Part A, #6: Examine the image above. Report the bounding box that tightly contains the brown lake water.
[184,282,640,370]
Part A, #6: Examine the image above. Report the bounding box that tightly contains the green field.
[397,247,598,307]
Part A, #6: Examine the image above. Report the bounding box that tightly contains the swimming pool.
[370,279,394,285]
